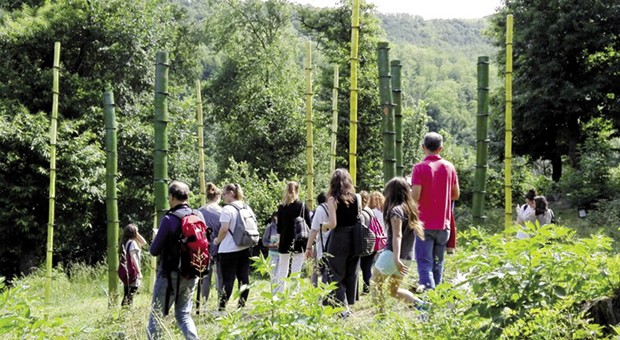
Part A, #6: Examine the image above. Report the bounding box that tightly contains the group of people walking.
[131,132,461,339]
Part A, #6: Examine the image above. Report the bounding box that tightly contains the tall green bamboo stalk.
[348,0,360,187]
[152,51,170,291]
[504,15,514,229]
[104,91,119,305]
[330,65,339,173]
[305,41,314,209]
[195,80,206,207]
[378,42,395,184]
[45,42,60,304]
[473,56,490,226]
[391,60,403,177]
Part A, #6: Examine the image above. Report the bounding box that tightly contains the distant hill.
[377,13,497,59]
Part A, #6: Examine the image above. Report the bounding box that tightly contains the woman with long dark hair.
[321,169,360,316]
[372,178,425,309]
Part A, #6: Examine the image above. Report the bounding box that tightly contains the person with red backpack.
[147,180,206,340]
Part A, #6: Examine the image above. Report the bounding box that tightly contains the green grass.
[4,215,620,339]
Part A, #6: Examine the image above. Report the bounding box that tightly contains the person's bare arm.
[215,222,229,245]
[411,185,422,202]
[322,197,337,231]
[451,180,460,200]
[305,229,319,258]
[391,216,407,276]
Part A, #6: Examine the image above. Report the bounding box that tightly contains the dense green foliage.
[2,224,619,338]
[0,0,204,279]
[297,0,385,190]
[201,0,308,180]
[1,0,618,296]
[488,0,620,181]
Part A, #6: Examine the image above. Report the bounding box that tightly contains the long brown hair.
[382,178,423,238]
[327,168,355,206]
[119,224,139,255]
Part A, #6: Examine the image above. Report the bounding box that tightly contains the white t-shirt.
[219,200,253,253]
[126,240,142,287]
[311,204,331,260]
[373,208,385,228]
[517,204,535,225]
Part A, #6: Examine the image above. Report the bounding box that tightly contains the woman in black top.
[275,181,311,294]
[321,169,360,316]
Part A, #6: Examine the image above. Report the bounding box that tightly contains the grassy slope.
[19,263,433,339]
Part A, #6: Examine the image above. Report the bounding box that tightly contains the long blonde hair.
[281,181,299,206]
[369,191,384,210]
[383,178,423,238]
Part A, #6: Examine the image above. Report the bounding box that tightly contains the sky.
[290,0,503,19]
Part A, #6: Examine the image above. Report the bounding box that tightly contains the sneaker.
[340,310,351,319]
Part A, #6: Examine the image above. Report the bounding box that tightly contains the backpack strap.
[226,202,243,238]
[361,208,372,223]
[299,202,305,218]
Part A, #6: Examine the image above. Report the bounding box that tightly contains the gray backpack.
[228,202,259,247]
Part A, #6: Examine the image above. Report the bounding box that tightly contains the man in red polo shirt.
[410,132,459,289]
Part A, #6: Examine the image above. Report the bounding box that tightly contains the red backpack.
[171,209,210,278]
[368,215,387,252]
[117,241,139,285]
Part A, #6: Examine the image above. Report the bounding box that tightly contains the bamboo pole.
[473,57,490,226]
[504,15,514,229]
[391,60,403,177]
[195,80,206,207]
[348,0,360,187]
[104,91,119,305]
[45,42,60,304]
[305,41,314,209]
[330,65,339,173]
[378,42,395,184]
[152,51,170,291]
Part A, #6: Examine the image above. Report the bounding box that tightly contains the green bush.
[215,256,349,339]
[453,225,615,338]
[558,118,619,209]
[0,277,74,338]
[221,159,291,231]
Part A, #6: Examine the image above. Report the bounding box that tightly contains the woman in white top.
[214,183,255,312]
[516,189,537,225]
[119,223,146,306]
[534,196,554,226]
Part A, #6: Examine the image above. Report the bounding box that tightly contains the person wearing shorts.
[372,178,426,310]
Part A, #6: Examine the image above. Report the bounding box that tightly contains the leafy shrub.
[559,118,619,209]
[215,256,349,339]
[221,159,290,230]
[0,277,73,338]
[454,225,615,338]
